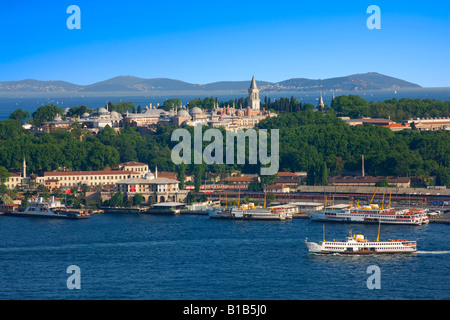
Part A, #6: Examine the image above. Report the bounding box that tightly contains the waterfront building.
[39,170,141,188]
[116,171,188,203]
[2,172,25,190]
[329,176,411,188]
[263,184,290,193]
[2,157,30,190]
[221,175,259,187]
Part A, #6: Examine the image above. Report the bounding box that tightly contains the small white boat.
[207,207,233,219]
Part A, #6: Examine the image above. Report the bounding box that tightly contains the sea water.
[0,213,448,300]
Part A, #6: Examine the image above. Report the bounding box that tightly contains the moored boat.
[4,197,90,219]
[307,205,429,225]
[208,203,287,220]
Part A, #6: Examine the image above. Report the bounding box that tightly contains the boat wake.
[416,250,450,254]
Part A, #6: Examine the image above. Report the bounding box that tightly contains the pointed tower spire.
[250,74,258,90]
[318,92,325,112]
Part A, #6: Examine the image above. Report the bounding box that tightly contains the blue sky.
[0,0,449,87]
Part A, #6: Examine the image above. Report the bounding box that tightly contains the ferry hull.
[307,212,427,225]
[4,211,90,219]
[305,240,417,255]
[207,209,286,220]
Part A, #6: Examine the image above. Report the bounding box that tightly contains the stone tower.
[318,92,325,112]
[248,75,260,110]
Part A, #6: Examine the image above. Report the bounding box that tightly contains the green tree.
[110,191,124,207]
[32,105,64,126]
[375,178,389,187]
[176,163,186,190]
[163,98,182,111]
[435,166,450,187]
[9,109,31,123]
[132,193,144,206]
[0,166,11,184]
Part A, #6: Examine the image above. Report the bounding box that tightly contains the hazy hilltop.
[0,72,422,94]
[274,72,422,91]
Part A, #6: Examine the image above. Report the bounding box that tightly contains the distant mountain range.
[0,73,422,94]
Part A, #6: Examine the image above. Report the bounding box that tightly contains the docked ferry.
[4,197,90,219]
[307,204,429,225]
[208,203,288,220]
[305,231,417,254]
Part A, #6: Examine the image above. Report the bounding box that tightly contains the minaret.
[23,156,27,179]
[362,154,365,177]
[247,75,260,110]
[155,165,158,179]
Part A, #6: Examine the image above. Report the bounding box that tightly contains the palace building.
[116,170,188,203]
[31,76,276,134]
[123,76,277,131]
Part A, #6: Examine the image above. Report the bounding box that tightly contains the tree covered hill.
[0,96,449,187]
[0,73,421,93]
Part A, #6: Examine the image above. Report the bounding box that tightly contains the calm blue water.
[0,213,448,300]
[0,88,449,120]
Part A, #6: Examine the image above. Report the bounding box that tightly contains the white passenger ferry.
[307,204,429,225]
[305,229,417,254]
[208,203,288,220]
[4,197,90,219]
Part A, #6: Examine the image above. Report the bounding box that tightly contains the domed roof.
[63,107,70,114]
[53,114,62,121]
[190,107,202,115]
[110,111,121,118]
[98,107,109,115]
[144,172,155,180]
[177,109,190,118]
[81,112,90,118]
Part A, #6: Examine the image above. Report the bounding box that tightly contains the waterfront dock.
[429,212,450,224]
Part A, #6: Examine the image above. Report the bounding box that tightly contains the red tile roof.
[222,176,257,182]
[44,170,135,177]
[277,172,299,177]
[119,161,148,166]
